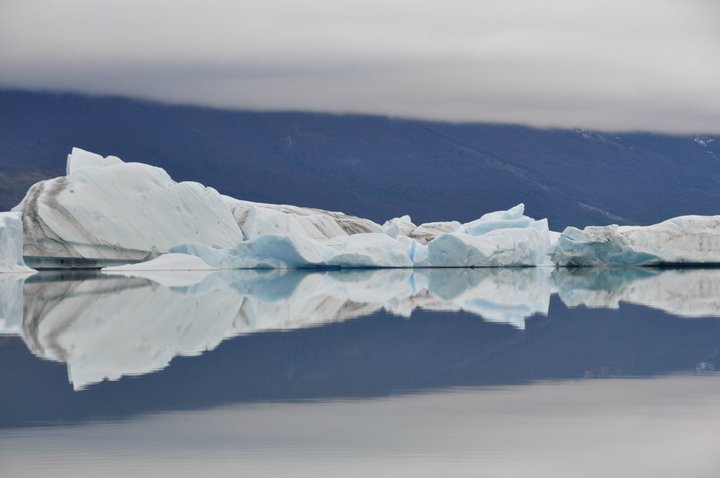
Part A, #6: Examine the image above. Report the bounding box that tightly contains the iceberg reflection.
[1,267,720,390]
[552,268,720,317]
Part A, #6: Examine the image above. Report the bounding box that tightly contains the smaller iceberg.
[414,204,551,267]
[551,215,720,266]
[0,212,34,273]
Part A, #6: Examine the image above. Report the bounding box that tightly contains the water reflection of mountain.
[1,268,720,428]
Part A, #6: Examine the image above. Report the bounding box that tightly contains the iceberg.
[551,215,720,266]
[7,148,555,269]
[13,148,244,268]
[416,205,551,267]
[9,147,720,270]
[0,212,34,273]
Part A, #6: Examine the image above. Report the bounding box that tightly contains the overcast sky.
[1,0,718,133]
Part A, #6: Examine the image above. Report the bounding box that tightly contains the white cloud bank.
[1,0,719,133]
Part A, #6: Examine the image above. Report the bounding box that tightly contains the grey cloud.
[1,0,719,133]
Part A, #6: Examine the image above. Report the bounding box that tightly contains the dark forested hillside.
[1,89,718,229]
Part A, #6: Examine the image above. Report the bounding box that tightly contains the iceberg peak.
[66,147,124,175]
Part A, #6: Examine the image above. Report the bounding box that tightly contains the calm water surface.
[1,267,720,477]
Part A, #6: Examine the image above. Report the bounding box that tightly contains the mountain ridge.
[1,89,718,230]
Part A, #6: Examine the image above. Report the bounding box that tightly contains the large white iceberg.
[7,148,553,269]
[13,148,244,267]
[551,215,720,266]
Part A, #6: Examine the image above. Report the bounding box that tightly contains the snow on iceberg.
[223,196,382,240]
[0,212,34,273]
[551,215,720,266]
[13,148,244,267]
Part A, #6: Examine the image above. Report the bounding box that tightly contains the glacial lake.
[2,267,720,477]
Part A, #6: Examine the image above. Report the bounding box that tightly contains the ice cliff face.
[0,212,33,273]
[13,148,244,267]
